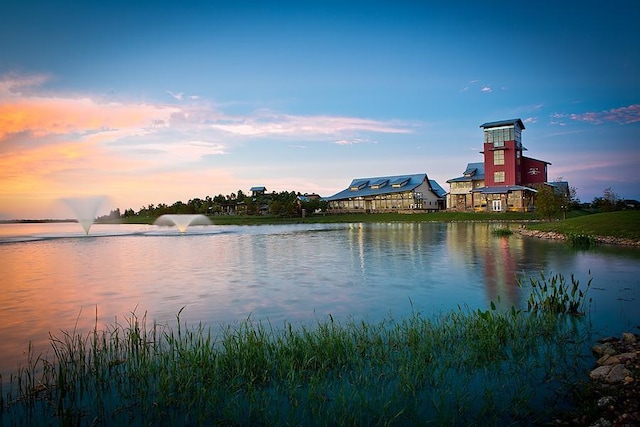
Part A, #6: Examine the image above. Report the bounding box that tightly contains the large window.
[493,150,504,165]
[494,171,505,183]
[484,126,521,146]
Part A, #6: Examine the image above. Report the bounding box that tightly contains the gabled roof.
[523,156,551,165]
[250,186,267,192]
[480,118,525,130]
[327,173,442,201]
[429,180,447,198]
[446,162,485,183]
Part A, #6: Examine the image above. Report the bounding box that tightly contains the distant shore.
[3,210,639,247]
[0,219,76,224]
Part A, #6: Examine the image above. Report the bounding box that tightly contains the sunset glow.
[1,2,638,219]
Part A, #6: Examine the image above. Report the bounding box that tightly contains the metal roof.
[471,185,537,194]
[523,155,551,165]
[429,180,447,198]
[479,118,525,130]
[446,162,485,183]
[327,173,443,201]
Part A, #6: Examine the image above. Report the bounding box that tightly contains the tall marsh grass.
[566,233,597,248]
[2,275,593,426]
[520,272,592,315]
[491,226,513,237]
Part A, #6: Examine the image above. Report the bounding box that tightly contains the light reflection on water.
[0,222,638,381]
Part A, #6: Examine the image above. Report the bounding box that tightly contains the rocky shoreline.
[516,228,640,247]
[553,331,640,426]
[516,227,639,425]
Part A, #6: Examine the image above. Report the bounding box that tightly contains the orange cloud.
[0,73,421,219]
[0,97,180,140]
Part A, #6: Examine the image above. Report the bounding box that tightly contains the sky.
[1,0,639,219]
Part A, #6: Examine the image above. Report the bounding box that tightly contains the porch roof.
[472,185,537,194]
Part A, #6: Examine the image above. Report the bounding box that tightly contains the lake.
[1,221,639,383]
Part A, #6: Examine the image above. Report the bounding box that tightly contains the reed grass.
[519,271,592,315]
[566,233,597,248]
[2,275,593,426]
[491,226,513,236]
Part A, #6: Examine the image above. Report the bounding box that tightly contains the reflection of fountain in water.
[154,214,211,233]
[62,196,106,235]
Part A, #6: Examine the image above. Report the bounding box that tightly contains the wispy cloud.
[210,111,414,137]
[332,138,377,146]
[551,104,640,126]
[0,73,420,217]
[166,90,183,100]
[0,75,181,140]
[1,74,414,147]
[569,104,640,125]
[459,80,496,94]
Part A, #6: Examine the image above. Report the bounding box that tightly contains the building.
[326,173,446,213]
[447,118,553,212]
[250,186,267,197]
[446,162,485,211]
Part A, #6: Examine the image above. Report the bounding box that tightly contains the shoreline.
[553,332,640,426]
[516,227,640,247]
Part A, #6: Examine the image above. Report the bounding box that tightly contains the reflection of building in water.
[344,222,444,291]
[445,223,523,307]
[483,231,523,307]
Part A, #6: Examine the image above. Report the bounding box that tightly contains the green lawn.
[526,210,640,240]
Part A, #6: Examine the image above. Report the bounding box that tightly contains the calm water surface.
[1,221,639,381]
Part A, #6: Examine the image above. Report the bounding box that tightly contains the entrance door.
[492,200,502,212]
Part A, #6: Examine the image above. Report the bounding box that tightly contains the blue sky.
[1,0,639,218]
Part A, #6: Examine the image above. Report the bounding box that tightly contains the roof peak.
[480,118,525,130]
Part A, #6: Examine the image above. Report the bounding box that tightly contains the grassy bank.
[526,210,640,241]
[2,274,594,425]
[114,211,544,226]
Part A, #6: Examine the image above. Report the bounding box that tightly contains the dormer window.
[463,168,477,177]
[350,180,368,191]
[390,178,409,188]
[370,179,388,189]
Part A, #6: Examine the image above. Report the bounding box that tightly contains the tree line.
[97,190,328,221]
[534,183,635,221]
[96,184,635,223]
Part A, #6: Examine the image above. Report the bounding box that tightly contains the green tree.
[568,185,580,210]
[592,186,624,212]
[534,184,563,221]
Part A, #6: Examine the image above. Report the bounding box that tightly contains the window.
[485,127,515,146]
[494,171,505,183]
[493,150,504,165]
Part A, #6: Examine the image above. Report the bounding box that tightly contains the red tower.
[480,119,549,187]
